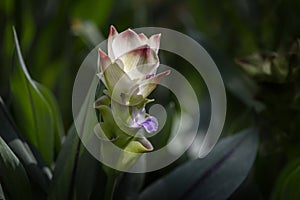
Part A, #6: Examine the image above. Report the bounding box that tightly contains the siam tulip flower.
[95,25,170,162]
[97,25,170,106]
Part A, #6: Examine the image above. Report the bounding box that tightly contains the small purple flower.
[139,116,158,133]
[130,107,158,133]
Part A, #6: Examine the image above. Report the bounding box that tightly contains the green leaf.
[74,148,106,200]
[34,82,65,157]
[0,136,32,200]
[115,173,145,200]
[0,97,51,195]
[10,27,54,165]
[48,125,79,200]
[139,128,259,200]
[49,65,101,199]
[49,126,106,200]
[0,183,7,200]
[272,159,300,200]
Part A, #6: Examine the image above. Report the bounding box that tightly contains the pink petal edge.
[111,28,144,58]
[108,25,118,60]
[109,25,118,38]
[139,33,148,42]
[98,48,111,72]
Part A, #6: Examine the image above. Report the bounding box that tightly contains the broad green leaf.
[74,148,106,200]
[115,173,145,200]
[71,75,105,199]
[49,64,101,199]
[0,136,32,200]
[0,183,6,200]
[48,125,79,200]
[139,128,258,200]
[0,97,51,195]
[49,127,106,200]
[34,82,65,156]
[272,159,300,200]
[10,28,54,165]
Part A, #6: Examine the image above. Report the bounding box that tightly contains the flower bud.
[97,25,170,106]
[94,26,170,171]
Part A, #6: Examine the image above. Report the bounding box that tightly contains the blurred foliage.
[0,0,300,199]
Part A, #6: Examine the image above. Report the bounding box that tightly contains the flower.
[94,26,170,161]
[129,107,158,133]
[107,98,159,134]
[97,25,170,106]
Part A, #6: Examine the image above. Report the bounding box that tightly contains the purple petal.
[146,74,155,79]
[139,116,158,133]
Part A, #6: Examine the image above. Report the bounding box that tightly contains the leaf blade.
[0,97,51,195]
[48,125,79,200]
[34,82,65,157]
[272,159,300,200]
[139,128,259,200]
[0,136,32,200]
[10,27,55,165]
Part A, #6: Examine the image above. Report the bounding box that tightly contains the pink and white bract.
[97,25,170,106]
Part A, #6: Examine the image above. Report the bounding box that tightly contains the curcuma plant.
[95,25,170,153]
[0,26,258,200]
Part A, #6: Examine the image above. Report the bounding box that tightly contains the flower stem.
[104,172,119,200]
